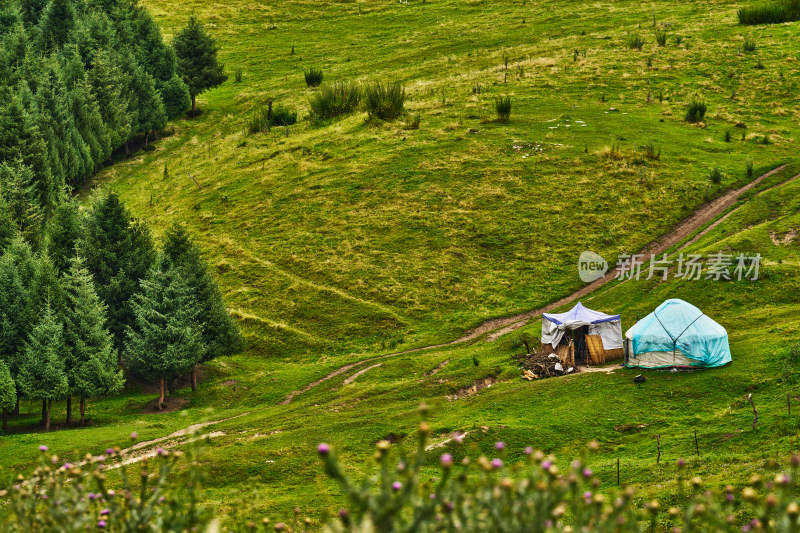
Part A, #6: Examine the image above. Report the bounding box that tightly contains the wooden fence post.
[656,434,661,464]
[747,394,758,431]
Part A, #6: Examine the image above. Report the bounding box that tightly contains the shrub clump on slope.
[738,0,800,24]
[309,81,361,120]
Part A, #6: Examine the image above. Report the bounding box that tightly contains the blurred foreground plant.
[0,434,211,532]
[315,410,800,532]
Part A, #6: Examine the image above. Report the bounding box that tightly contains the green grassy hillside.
[2,0,800,526]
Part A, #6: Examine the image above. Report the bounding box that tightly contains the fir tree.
[0,236,37,382]
[0,359,15,432]
[80,192,156,351]
[172,16,227,115]
[127,63,167,144]
[163,223,242,390]
[124,256,204,409]
[46,200,82,274]
[38,0,76,51]
[0,195,17,252]
[62,256,123,424]
[17,302,68,431]
[0,161,44,249]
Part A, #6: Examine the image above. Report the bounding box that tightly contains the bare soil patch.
[141,396,189,414]
[447,376,499,400]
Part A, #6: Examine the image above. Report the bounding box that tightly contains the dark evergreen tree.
[38,0,76,51]
[17,302,68,431]
[163,223,242,390]
[124,256,204,409]
[160,75,191,119]
[80,192,156,351]
[172,16,227,115]
[46,200,82,274]
[62,256,123,424]
[0,359,15,432]
[0,196,17,251]
[0,237,37,385]
[127,63,167,144]
[19,0,48,27]
[87,49,132,152]
[0,161,44,249]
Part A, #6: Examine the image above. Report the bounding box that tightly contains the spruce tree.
[0,161,44,249]
[0,360,15,432]
[0,236,36,383]
[172,16,227,115]
[17,302,68,431]
[80,192,156,351]
[0,195,17,252]
[163,223,242,390]
[38,0,76,51]
[62,256,123,424]
[46,200,82,274]
[128,64,167,144]
[124,256,204,409]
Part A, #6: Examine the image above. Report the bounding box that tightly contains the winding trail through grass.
[281,163,792,404]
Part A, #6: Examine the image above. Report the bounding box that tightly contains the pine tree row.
[0,192,242,432]
[0,0,227,238]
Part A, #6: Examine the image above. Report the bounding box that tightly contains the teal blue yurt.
[624,299,732,369]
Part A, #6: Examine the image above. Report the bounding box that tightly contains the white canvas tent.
[542,302,623,364]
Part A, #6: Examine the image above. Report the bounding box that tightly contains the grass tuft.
[738,0,800,24]
[494,96,512,122]
[709,166,723,184]
[309,81,361,120]
[654,28,667,46]
[626,33,644,50]
[247,103,297,133]
[685,98,707,123]
[304,67,323,87]
[364,82,406,121]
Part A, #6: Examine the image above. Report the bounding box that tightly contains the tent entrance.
[572,326,590,364]
[558,327,590,364]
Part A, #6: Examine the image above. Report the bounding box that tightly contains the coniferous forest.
[0,0,238,431]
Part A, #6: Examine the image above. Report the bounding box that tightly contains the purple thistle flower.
[440,453,453,467]
[105,448,115,456]
[524,446,533,455]
[491,458,503,469]
[130,432,137,440]
[495,441,505,451]
[100,509,110,516]
[452,432,464,444]
[88,493,97,500]
[727,493,734,502]
[97,520,107,528]
[583,491,593,503]
[583,468,592,478]
[39,445,48,452]
[107,490,115,497]
[63,463,72,469]
[158,496,165,503]
[41,494,47,500]
[677,458,685,468]
[156,448,165,456]
[541,460,552,470]
[392,481,402,492]
[430,493,436,500]
[317,443,330,456]
[338,509,348,518]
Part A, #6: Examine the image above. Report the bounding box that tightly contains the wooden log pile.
[516,350,577,380]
